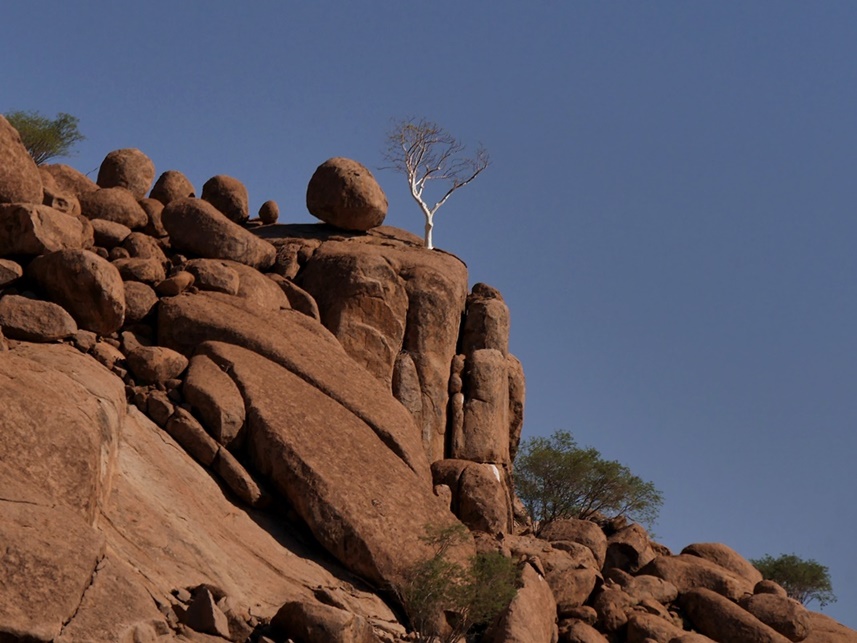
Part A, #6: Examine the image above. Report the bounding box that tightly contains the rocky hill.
[0,115,854,642]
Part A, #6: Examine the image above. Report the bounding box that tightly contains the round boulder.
[259,200,279,224]
[0,115,42,204]
[96,148,155,200]
[80,187,148,229]
[306,157,387,231]
[201,175,249,223]
[150,170,195,205]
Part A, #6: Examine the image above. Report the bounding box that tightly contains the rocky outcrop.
[202,174,250,223]
[1,124,855,643]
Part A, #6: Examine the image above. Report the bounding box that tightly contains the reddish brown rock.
[157,292,428,478]
[549,567,599,615]
[0,294,77,341]
[139,197,167,237]
[91,218,132,248]
[738,594,811,642]
[451,348,511,463]
[41,163,98,200]
[560,620,609,643]
[392,350,423,422]
[289,226,468,460]
[306,157,388,231]
[625,612,689,643]
[96,148,155,199]
[156,271,195,296]
[268,273,320,320]
[123,281,158,324]
[162,198,276,269]
[183,353,246,448]
[0,203,91,255]
[259,199,279,224]
[604,524,657,574]
[122,231,168,264]
[125,343,189,384]
[150,169,195,205]
[639,554,754,601]
[681,542,763,586]
[272,599,378,643]
[186,258,288,310]
[0,258,22,286]
[202,174,249,223]
[113,257,166,285]
[593,586,635,631]
[461,283,511,355]
[0,114,42,204]
[540,519,608,569]
[197,339,469,592]
[0,500,106,642]
[489,564,558,643]
[804,612,857,642]
[180,586,231,638]
[80,187,149,229]
[165,407,219,466]
[29,249,126,334]
[680,587,792,643]
[0,343,126,523]
[431,459,511,534]
[42,183,81,217]
[213,447,265,507]
[508,354,526,460]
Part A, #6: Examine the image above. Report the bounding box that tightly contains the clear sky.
[4,2,855,625]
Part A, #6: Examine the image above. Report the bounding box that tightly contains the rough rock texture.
[150,169,196,205]
[162,197,276,269]
[738,593,812,642]
[805,612,857,642]
[432,459,512,534]
[638,553,755,601]
[680,587,792,643]
[681,542,763,586]
[202,174,249,223]
[0,294,77,341]
[306,157,388,231]
[183,353,246,448]
[0,114,42,204]
[29,249,126,334]
[96,148,156,199]
[259,199,279,224]
[489,564,559,643]
[80,186,149,228]
[0,203,91,255]
[282,224,469,461]
[272,599,380,643]
[41,163,99,200]
[540,519,608,569]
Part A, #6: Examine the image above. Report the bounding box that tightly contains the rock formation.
[0,128,854,643]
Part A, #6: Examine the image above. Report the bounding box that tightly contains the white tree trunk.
[424,216,434,250]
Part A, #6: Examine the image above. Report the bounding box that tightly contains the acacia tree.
[514,430,663,534]
[4,110,85,165]
[751,553,836,608]
[383,117,489,250]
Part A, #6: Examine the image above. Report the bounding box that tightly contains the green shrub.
[751,553,836,608]
[5,110,85,165]
[401,523,519,643]
[514,429,663,533]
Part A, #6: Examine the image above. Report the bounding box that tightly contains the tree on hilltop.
[514,429,663,534]
[751,553,836,608]
[382,117,489,250]
[4,110,85,165]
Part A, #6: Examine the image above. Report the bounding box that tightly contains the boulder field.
[0,117,854,642]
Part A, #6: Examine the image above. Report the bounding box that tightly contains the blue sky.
[4,2,855,624]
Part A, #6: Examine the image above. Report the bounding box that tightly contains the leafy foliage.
[400,523,519,643]
[751,553,836,608]
[514,430,663,533]
[382,117,489,249]
[4,110,85,165]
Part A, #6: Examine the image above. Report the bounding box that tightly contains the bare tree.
[383,118,489,249]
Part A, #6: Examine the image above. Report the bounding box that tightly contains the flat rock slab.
[0,499,105,642]
[199,340,469,593]
[0,294,77,341]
